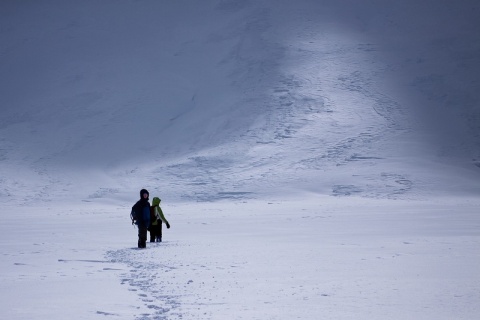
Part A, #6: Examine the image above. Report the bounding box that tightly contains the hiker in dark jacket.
[132,189,151,248]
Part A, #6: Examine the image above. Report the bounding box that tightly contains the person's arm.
[156,207,170,228]
[143,205,151,226]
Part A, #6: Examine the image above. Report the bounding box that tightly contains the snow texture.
[1,0,480,319]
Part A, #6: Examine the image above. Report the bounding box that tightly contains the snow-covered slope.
[1,0,480,204]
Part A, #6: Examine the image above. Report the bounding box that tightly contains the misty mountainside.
[1,0,480,204]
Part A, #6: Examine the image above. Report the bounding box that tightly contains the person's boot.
[156,237,162,242]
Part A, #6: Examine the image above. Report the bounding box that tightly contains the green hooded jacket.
[151,197,169,226]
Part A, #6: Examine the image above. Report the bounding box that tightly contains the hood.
[140,189,149,199]
[152,197,161,206]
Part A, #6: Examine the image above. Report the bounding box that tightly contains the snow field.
[3,196,479,319]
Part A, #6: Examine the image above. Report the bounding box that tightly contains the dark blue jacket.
[132,198,151,227]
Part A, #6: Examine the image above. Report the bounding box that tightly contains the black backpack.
[150,206,157,224]
[130,207,137,225]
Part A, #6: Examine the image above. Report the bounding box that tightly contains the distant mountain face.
[1,0,479,203]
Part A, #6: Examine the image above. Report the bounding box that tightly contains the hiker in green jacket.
[149,197,171,242]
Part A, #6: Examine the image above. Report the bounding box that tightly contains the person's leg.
[138,225,147,248]
[156,222,163,242]
[138,230,142,248]
[149,226,155,242]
